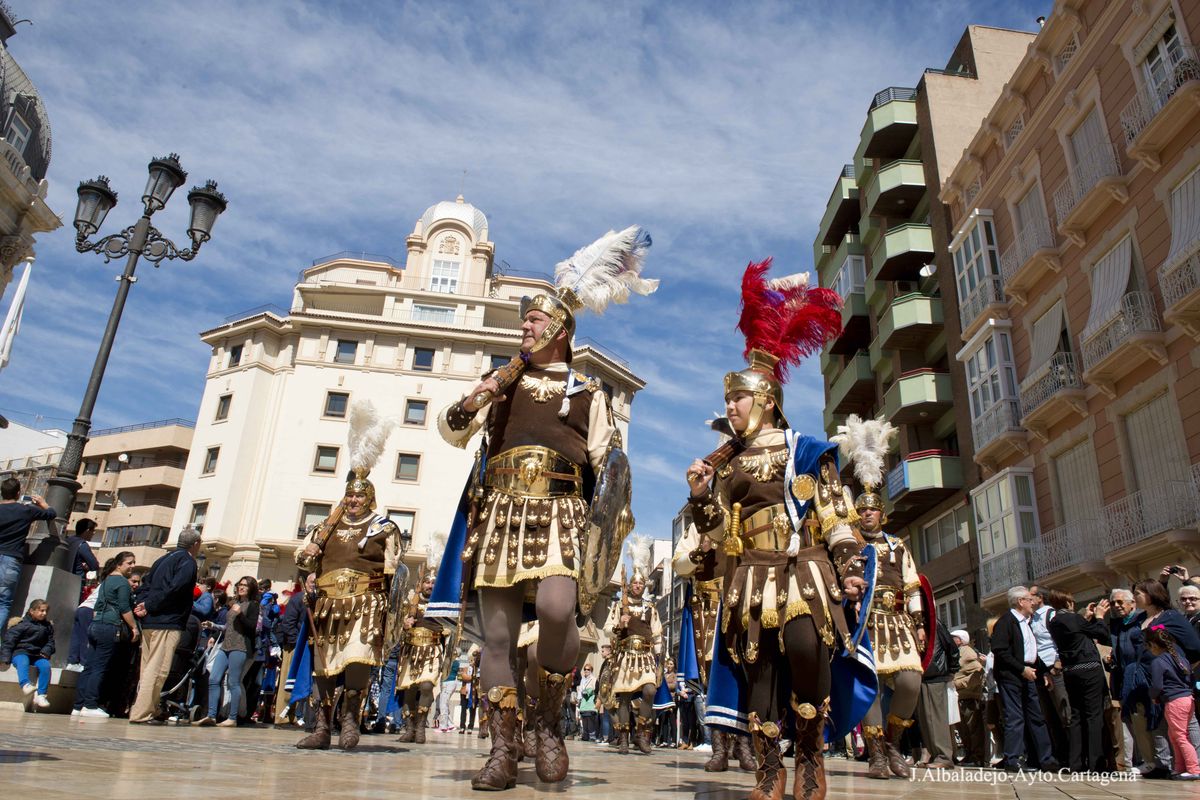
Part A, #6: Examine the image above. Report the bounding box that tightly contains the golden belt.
[485,446,582,499]
[871,585,901,614]
[694,578,722,597]
[406,627,440,647]
[317,568,384,599]
[622,635,654,654]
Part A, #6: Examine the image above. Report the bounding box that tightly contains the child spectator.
[1145,625,1200,780]
[1,598,55,708]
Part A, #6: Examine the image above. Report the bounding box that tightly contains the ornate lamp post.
[35,154,227,564]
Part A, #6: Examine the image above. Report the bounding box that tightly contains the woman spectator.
[578,662,598,742]
[196,576,260,727]
[982,616,1002,765]
[1,598,56,709]
[1044,589,1110,772]
[458,648,479,734]
[73,552,139,718]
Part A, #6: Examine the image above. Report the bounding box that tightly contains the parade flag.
[828,543,879,739]
[0,259,30,372]
[676,586,700,686]
[287,613,314,706]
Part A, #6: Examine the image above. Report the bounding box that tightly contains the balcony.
[1104,478,1200,557]
[829,292,870,356]
[1081,292,1167,398]
[882,369,952,425]
[1032,519,1107,581]
[877,292,943,352]
[971,400,1028,470]
[1119,47,1200,171]
[978,546,1036,604]
[865,160,926,218]
[886,452,963,528]
[827,353,874,415]
[869,223,934,282]
[999,221,1060,306]
[112,464,186,491]
[859,87,919,160]
[102,504,177,530]
[1052,144,1129,247]
[1019,352,1087,442]
[817,233,864,284]
[818,165,859,247]
[958,276,1007,340]
[1162,251,1200,341]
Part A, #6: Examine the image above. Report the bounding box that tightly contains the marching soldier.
[603,536,663,754]
[395,567,445,745]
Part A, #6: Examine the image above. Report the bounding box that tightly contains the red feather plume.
[736,258,843,382]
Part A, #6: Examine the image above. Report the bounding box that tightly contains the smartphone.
[19,495,32,504]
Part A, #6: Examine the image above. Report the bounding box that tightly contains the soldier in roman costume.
[673,524,756,772]
[436,226,656,790]
[603,535,663,754]
[831,414,929,780]
[295,401,405,751]
[395,559,446,745]
[685,260,860,800]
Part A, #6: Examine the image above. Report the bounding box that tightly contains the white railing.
[1034,519,1104,578]
[964,176,982,208]
[979,545,1035,600]
[1104,479,1200,552]
[1081,291,1161,371]
[1053,143,1122,225]
[972,399,1024,452]
[1020,352,1082,418]
[959,275,1005,331]
[1163,251,1200,310]
[1056,39,1077,74]
[1119,46,1200,144]
[1000,220,1055,286]
[1004,115,1024,150]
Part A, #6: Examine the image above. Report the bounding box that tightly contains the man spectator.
[1161,567,1200,722]
[66,518,100,585]
[0,479,56,628]
[1107,588,1150,772]
[952,630,986,767]
[128,527,201,724]
[1029,585,1071,765]
[990,586,1055,772]
[916,620,958,768]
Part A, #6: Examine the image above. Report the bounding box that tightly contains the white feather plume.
[427,529,448,569]
[625,532,653,576]
[554,225,657,313]
[347,399,397,474]
[831,413,897,490]
[767,272,810,291]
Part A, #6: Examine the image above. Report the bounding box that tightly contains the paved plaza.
[0,712,1179,799]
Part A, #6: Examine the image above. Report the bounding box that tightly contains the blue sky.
[0,0,1048,541]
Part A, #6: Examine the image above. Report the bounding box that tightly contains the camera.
[1169,566,1184,576]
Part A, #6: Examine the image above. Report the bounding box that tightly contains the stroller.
[162,628,221,724]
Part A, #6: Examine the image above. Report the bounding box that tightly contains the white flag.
[0,258,32,371]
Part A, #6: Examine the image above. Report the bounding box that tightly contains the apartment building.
[816,25,1035,636]
[170,197,646,583]
[939,0,1200,608]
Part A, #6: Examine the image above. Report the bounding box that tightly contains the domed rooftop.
[420,195,488,239]
[0,49,51,181]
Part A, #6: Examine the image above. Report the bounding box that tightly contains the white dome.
[420,195,488,238]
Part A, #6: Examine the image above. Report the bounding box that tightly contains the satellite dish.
[117,453,129,464]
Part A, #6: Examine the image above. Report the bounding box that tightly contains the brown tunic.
[860,531,923,675]
[396,595,445,690]
[604,599,662,694]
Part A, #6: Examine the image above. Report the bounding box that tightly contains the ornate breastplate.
[733,448,788,483]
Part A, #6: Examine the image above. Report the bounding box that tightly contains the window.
[228,344,243,367]
[324,391,349,418]
[601,381,615,400]
[412,347,435,372]
[103,525,169,548]
[971,470,1038,559]
[5,112,30,154]
[93,491,114,511]
[1067,108,1109,181]
[82,460,100,476]
[1052,441,1102,526]
[190,502,208,530]
[964,331,1017,422]
[395,453,421,481]
[1124,393,1190,494]
[104,457,123,473]
[489,354,511,372]
[832,256,866,300]
[387,509,416,545]
[1164,166,1200,272]
[72,496,90,513]
[1081,236,1135,341]
[214,394,232,421]
[430,259,460,293]
[412,304,455,324]
[202,447,220,475]
[299,502,333,538]
[952,215,1001,306]
[919,505,973,563]
[334,339,358,364]
[936,590,967,631]
[313,446,339,474]
[1143,23,1186,110]
[404,399,428,426]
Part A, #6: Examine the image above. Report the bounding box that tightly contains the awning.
[1082,236,1132,339]
[1029,299,1065,369]
[1165,166,1200,271]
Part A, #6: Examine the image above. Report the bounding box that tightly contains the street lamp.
[35,154,227,566]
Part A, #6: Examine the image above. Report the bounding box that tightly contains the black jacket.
[277,594,307,651]
[1047,610,1108,667]
[922,622,959,683]
[139,547,198,631]
[1,614,55,662]
[990,611,1044,684]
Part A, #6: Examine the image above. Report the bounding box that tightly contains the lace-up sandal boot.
[296,700,332,750]
[472,687,520,791]
[338,690,363,751]
[534,669,571,782]
[884,713,914,779]
[791,700,829,800]
[748,717,786,800]
[704,729,729,772]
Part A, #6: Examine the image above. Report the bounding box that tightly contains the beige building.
[816,26,1034,636]
[0,10,60,299]
[938,0,1200,608]
[170,197,645,583]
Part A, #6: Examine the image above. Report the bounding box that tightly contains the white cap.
[950,629,970,642]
